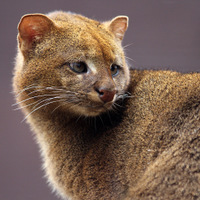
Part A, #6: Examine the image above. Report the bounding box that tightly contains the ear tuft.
[18,14,54,52]
[109,16,129,41]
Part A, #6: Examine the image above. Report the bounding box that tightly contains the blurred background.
[0,0,200,199]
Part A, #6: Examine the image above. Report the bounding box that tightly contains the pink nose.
[96,88,116,103]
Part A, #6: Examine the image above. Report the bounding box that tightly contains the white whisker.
[125,56,135,62]
[68,102,81,110]
[51,100,73,114]
[32,96,64,110]
[98,115,104,127]
[76,114,84,123]
[13,98,45,111]
[15,84,43,97]
[126,91,132,96]
[50,98,80,114]
[26,88,48,96]
[21,99,66,122]
[124,95,134,99]
[113,102,123,108]
[111,105,120,114]
[106,111,113,125]
[51,104,63,114]
[13,94,61,106]
[123,43,134,49]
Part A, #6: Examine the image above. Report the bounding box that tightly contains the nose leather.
[96,88,116,103]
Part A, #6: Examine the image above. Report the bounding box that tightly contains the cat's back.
[125,69,200,199]
[129,69,200,113]
[128,69,200,143]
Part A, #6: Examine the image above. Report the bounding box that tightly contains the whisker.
[76,115,84,123]
[116,94,127,101]
[51,100,70,114]
[12,94,62,106]
[126,91,132,96]
[45,87,66,92]
[113,102,123,108]
[123,43,134,49]
[68,102,82,110]
[21,99,66,122]
[124,95,134,99]
[52,99,81,113]
[51,90,79,96]
[32,96,64,110]
[15,84,43,97]
[15,85,70,98]
[94,117,97,132]
[98,115,105,127]
[106,110,113,125]
[26,88,49,96]
[111,105,120,114]
[13,98,46,111]
[125,56,136,62]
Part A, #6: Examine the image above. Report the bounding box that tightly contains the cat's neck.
[27,97,131,199]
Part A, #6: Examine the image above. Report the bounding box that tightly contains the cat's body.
[13,11,200,200]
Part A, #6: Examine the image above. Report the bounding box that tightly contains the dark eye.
[110,64,120,77]
[69,62,88,74]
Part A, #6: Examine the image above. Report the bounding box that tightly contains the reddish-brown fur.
[13,11,200,200]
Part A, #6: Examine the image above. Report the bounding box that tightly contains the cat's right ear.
[18,14,54,55]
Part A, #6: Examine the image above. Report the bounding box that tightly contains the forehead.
[84,38,115,64]
[57,21,119,64]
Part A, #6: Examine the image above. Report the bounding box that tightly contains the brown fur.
[13,11,200,200]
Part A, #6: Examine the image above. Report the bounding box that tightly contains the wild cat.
[13,11,200,200]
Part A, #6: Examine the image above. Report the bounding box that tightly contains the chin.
[74,104,112,117]
[74,107,105,117]
[61,101,113,117]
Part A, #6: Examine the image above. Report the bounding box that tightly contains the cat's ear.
[18,14,54,53]
[108,16,129,41]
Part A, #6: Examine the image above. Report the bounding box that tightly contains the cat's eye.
[68,62,88,74]
[110,64,120,77]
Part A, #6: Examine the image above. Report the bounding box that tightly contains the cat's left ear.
[108,16,129,41]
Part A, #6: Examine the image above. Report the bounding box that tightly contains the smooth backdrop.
[1,0,200,199]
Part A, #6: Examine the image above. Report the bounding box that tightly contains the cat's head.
[14,12,130,117]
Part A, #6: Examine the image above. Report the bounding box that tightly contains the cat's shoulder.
[129,69,200,89]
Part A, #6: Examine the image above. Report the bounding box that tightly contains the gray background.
[1,0,200,199]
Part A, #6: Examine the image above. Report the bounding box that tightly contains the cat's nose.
[96,88,116,103]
